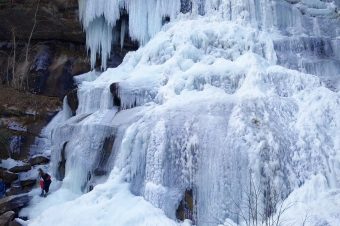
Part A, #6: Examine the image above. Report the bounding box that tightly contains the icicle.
[120,17,126,50]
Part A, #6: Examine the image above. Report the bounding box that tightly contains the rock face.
[0,0,83,42]
[8,165,31,173]
[0,0,90,98]
[0,195,31,215]
[0,0,136,161]
[0,211,15,226]
[0,86,61,160]
[0,169,18,186]
[20,179,36,189]
[6,183,31,197]
[176,190,194,222]
[29,155,49,166]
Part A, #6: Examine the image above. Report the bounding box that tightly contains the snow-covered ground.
[1,158,26,169]
[23,0,340,225]
[24,170,191,226]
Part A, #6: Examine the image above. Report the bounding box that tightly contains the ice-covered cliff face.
[80,0,340,87]
[26,1,340,226]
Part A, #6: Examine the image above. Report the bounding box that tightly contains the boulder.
[0,195,31,215]
[8,165,31,174]
[5,180,34,196]
[5,186,32,197]
[20,179,36,189]
[5,183,21,197]
[29,156,50,166]
[110,83,121,107]
[0,170,18,185]
[67,89,79,115]
[0,211,15,226]
[176,189,194,221]
[9,178,36,195]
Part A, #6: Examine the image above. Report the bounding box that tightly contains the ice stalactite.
[85,17,113,70]
[120,17,127,50]
[78,0,181,69]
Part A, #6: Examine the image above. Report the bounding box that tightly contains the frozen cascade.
[79,0,339,78]
[26,1,340,226]
[29,97,72,157]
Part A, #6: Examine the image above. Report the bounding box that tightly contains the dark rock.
[0,131,10,159]
[0,195,30,215]
[110,83,121,107]
[93,169,107,177]
[0,170,18,185]
[0,0,83,42]
[30,45,52,94]
[5,183,32,196]
[5,182,21,197]
[5,186,31,197]
[25,43,89,98]
[93,136,115,177]
[176,189,194,222]
[181,0,193,14]
[29,156,49,166]
[56,142,67,181]
[0,87,62,161]
[67,89,79,115]
[0,211,15,226]
[20,179,36,189]
[8,165,31,174]
[0,149,9,159]
[5,181,33,196]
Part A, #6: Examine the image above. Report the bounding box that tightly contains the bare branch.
[26,0,40,63]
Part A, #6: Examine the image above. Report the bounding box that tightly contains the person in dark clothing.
[38,169,52,197]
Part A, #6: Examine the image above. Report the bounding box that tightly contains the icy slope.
[25,16,340,226]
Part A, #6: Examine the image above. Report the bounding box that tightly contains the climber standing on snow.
[38,168,52,197]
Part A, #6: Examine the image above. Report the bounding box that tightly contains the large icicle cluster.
[79,0,339,74]
[78,0,181,69]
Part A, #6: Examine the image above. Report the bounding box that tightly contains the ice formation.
[25,0,340,226]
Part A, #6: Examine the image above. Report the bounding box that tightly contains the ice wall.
[27,1,340,226]
[39,13,340,226]
[79,0,339,85]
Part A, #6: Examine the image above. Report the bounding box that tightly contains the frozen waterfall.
[26,1,340,226]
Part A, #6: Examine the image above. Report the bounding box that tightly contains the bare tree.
[23,0,40,90]
[0,50,11,84]
[26,0,40,63]
[11,27,17,89]
[228,170,292,226]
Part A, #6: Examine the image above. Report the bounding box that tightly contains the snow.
[23,1,340,226]
[280,174,340,226]
[1,158,25,169]
[26,170,191,226]
[7,121,27,132]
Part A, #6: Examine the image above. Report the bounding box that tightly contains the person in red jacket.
[39,177,44,196]
[38,169,52,197]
